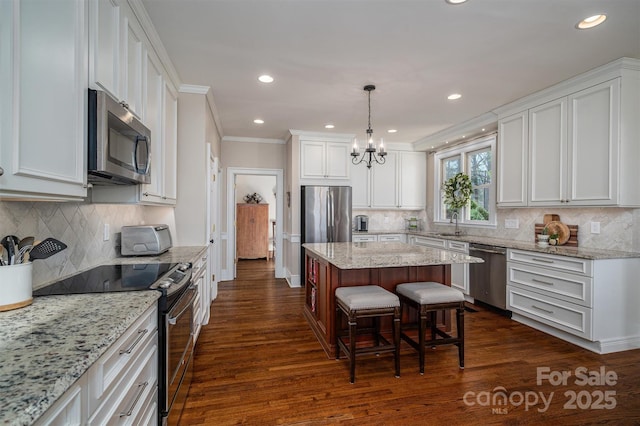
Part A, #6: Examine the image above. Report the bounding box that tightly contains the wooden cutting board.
[543,214,560,224]
[534,223,579,246]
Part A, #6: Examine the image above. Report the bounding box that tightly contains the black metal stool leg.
[457,305,465,369]
[348,314,357,384]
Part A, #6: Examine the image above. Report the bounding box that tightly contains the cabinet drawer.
[193,253,207,278]
[508,262,592,307]
[378,234,403,242]
[88,304,157,413]
[35,376,86,426]
[507,285,592,339]
[353,234,377,242]
[88,338,158,425]
[508,249,592,276]
[446,240,468,253]
[411,236,446,249]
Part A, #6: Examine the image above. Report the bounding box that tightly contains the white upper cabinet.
[300,140,350,181]
[371,152,398,208]
[567,79,619,205]
[351,151,426,209]
[528,97,567,206]
[89,0,144,119]
[0,0,88,201]
[398,151,426,209]
[496,59,639,208]
[497,111,528,207]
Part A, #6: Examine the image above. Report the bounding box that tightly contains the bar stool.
[335,286,401,383]
[396,282,465,375]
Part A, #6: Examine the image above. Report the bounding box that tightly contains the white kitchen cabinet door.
[497,111,528,206]
[350,161,370,208]
[0,0,87,201]
[528,97,567,206]
[371,151,398,208]
[162,81,178,203]
[300,141,326,179]
[398,151,426,209]
[88,0,121,101]
[122,13,144,118]
[139,51,164,202]
[300,140,350,181]
[567,79,619,205]
[325,143,350,180]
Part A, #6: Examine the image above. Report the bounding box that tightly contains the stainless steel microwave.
[87,89,151,185]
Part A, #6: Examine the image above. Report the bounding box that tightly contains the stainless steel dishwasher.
[468,243,508,310]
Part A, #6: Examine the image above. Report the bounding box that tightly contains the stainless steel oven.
[162,281,196,425]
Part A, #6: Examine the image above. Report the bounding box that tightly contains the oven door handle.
[168,285,197,325]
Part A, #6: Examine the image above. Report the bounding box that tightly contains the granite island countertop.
[302,242,484,269]
[354,230,640,260]
[1,245,206,425]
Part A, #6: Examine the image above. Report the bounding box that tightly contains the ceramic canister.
[0,262,33,311]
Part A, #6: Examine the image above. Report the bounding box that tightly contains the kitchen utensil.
[2,236,17,265]
[18,236,34,250]
[28,238,67,261]
[0,246,6,266]
[544,221,570,245]
[15,245,32,264]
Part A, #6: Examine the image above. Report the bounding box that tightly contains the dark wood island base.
[303,251,452,357]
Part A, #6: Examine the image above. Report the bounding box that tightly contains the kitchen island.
[302,242,483,356]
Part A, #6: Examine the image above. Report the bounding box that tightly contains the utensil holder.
[0,262,33,312]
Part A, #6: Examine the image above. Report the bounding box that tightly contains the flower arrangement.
[243,192,263,203]
[443,173,472,210]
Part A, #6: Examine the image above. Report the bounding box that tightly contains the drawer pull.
[119,329,148,355]
[119,381,149,417]
[532,305,554,315]
[531,278,555,286]
[532,257,554,264]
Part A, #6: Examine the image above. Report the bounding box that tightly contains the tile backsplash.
[358,207,640,252]
[0,201,174,288]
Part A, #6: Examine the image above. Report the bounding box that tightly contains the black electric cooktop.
[33,263,177,296]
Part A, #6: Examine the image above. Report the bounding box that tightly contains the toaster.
[121,225,173,256]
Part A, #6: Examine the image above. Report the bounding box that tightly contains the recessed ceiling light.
[448,93,462,100]
[253,119,264,124]
[445,0,468,4]
[324,124,335,129]
[387,129,398,133]
[258,75,274,83]
[576,14,607,29]
[481,128,486,132]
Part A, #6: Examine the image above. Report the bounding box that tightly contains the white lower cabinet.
[507,249,640,354]
[353,234,377,242]
[192,250,209,343]
[408,236,469,295]
[37,304,159,426]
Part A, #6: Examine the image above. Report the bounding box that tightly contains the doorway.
[226,167,284,280]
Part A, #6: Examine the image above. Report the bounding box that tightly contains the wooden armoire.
[236,203,269,259]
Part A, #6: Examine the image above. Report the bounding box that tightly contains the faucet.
[450,211,461,236]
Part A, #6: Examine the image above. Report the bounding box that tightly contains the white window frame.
[433,134,497,228]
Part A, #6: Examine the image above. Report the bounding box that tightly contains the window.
[434,135,496,227]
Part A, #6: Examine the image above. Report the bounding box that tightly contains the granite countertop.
[407,232,640,260]
[0,291,160,426]
[354,229,640,260]
[302,242,484,269]
[0,246,206,425]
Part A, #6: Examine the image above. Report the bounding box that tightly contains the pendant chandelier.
[351,84,387,168]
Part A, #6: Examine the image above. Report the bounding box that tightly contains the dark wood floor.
[179,259,640,425]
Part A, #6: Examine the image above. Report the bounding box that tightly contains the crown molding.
[413,112,498,151]
[222,136,285,144]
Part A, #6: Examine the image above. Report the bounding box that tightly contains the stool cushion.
[336,285,400,310]
[396,282,465,304]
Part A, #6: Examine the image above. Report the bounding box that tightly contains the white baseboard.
[511,313,640,354]
[285,267,301,288]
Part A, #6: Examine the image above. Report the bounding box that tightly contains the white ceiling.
[141,0,640,147]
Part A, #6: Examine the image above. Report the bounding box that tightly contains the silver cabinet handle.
[119,329,148,355]
[143,192,149,196]
[119,381,148,417]
[531,278,555,286]
[532,257,554,264]
[532,305,554,314]
[0,166,4,176]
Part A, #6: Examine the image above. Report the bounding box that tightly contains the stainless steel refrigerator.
[301,186,352,279]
